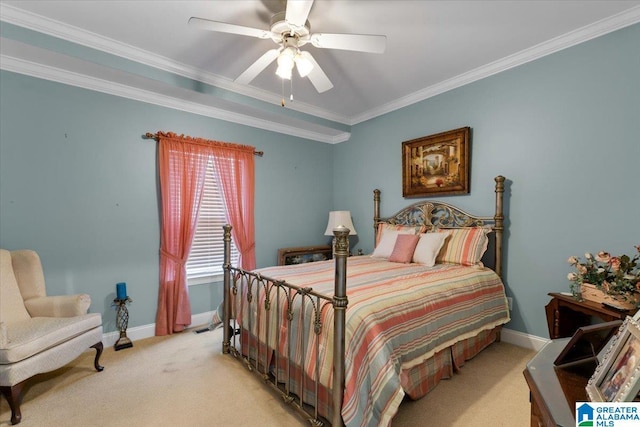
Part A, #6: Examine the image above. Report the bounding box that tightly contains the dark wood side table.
[277,245,332,266]
[523,338,594,427]
[545,292,635,339]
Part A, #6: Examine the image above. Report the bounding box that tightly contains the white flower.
[568,272,577,280]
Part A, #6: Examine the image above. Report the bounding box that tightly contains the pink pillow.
[388,234,420,263]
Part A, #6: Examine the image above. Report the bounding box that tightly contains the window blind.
[186,159,239,282]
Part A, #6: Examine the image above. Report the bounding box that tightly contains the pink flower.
[610,257,621,272]
[567,256,579,265]
[567,247,640,301]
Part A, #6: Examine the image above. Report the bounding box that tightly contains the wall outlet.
[507,297,513,311]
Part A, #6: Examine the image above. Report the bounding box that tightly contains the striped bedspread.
[239,256,510,427]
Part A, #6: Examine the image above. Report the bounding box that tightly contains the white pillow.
[371,228,417,259]
[412,232,450,267]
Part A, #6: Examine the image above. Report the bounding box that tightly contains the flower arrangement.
[567,245,640,305]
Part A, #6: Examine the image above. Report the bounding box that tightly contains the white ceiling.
[2,1,640,137]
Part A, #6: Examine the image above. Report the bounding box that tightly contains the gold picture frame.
[402,127,470,197]
[586,316,640,402]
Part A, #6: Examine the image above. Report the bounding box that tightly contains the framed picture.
[554,320,623,367]
[402,127,470,198]
[587,316,640,402]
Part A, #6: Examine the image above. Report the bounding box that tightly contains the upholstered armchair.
[0,249,104,425]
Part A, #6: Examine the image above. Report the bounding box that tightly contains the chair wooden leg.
[1,343,104,424]
[1,381,26,425]
[91,341,105,372]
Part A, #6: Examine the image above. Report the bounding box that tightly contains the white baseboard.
[501,327,549,352]
[101,314,548,352]
[102,311,215,348]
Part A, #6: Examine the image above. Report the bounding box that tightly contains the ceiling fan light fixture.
[295,51,314,78]
[276,63,293,79]
[276,47,295,79]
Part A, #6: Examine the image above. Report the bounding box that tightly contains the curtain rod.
[143,132,264,157]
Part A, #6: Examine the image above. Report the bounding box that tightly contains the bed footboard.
[222,224,350,427]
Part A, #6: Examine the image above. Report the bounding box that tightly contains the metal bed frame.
[222,175,505,426]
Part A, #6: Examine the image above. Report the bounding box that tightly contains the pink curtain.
[155,133,208,335]
[211,145,256,270]
[155,131,256,335]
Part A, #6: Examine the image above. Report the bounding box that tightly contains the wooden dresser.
[523,338,593,426]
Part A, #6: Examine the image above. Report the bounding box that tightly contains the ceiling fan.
[188,0,387,94]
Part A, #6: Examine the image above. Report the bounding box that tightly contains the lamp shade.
[276,48,295,80]
[295,51,314,78]
[324,211,357,236]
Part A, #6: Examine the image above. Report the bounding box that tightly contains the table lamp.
[324,211,357,256]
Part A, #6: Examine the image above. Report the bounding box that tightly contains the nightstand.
[277,245,332,266]
[545,292,635,339]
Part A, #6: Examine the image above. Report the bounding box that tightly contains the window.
[186,159,239,285]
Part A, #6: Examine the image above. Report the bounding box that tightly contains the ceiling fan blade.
[285,0,314,27]
[310,33,387,54]
[235,49,280,85]
[303,52,333,93]
[188,17,271,39]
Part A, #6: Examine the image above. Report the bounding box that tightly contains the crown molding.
[0,39,350,144]
[0,2,351,126]
[2,3,639,129]
[350,5,640,124]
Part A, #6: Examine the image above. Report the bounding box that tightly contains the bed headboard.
[373,175,505,277]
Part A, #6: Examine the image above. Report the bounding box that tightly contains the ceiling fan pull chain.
[290,78,294,102]
[281,78,286,107]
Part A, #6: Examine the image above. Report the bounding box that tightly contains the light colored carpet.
[0,326,535,426]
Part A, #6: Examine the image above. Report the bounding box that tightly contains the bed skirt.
[234,325,501,425]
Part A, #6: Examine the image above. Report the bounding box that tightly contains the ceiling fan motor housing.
[270,11,311,45]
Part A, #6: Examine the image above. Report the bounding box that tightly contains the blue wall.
[1,23,638,339]
[0,72,332,332]
[336,23,640,338]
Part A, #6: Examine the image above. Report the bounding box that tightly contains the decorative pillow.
[372,224,425,258]
[388,234,420,263]
[436,227,492,266]
[412,232,450,267]
[371,231,401,258]
[375,223,426,246]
